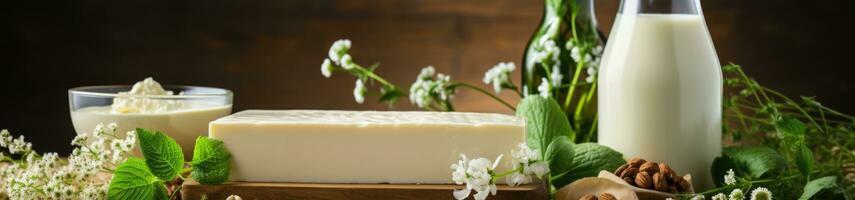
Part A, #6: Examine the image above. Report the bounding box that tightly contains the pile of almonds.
[614,158,689,193]
[579,193,616,200]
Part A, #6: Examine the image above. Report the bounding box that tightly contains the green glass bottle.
[522,0,605,142]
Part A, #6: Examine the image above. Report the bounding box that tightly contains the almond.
[620,167,639,179]
[598,193,617,200]
[614,164,628,177]
[639,162,659,174]
[653,172,668,191]
[579,194,598,200]
[635,171,653,189]
[628,158,646,167]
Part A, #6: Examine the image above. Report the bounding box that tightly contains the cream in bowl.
[69,78,233,159]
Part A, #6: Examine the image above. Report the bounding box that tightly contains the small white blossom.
[409,66,454,108]
[226,195,243,200]
[750,187,772,200]
[353,79,366,104]
[725,169,737,185]
[550,65,563,86]
[8,135,32,154]
[537,78,551,98]
[328,39,351,64]
[483,62,516,94]
[711,193,727,200]
[451,154,503,200]
[340,54,355,70]
[321,58,333,78]
[691,194,706,200]
[507,143,549,186]
[730,188,745,200]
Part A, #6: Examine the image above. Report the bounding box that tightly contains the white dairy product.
[598,14,722,189]
[209,110,525,184]
[71,78,232,159]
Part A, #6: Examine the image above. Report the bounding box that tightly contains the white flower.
[725,169,737,185]
[730,188,745,200]
[409,66,454,108]
[550,65,563,86]
[483,62,516,94]
[71,133,89,146]
[711,193,727,200]
[506,171,532,187]
[591,45,604,56]
[451,154,503,200]
[340,54,356,70]
[750,187,772,200]
[691,194,706,200]
[226,195,243,200]
[666,198,676,200]
[418,66,436,80]
[585,58,600,83]
[506,144,549,186]
[353,79,366,104]
[8,135,32,154]
[0,129,11,147]
[328,39,351,64]
[537,78,551,98]
[321,58,334,78]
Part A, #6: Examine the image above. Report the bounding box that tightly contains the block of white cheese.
[209,110,525,184]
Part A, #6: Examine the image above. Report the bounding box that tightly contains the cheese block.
[209,110,526,184]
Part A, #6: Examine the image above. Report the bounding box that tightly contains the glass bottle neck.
[619,0,703,15]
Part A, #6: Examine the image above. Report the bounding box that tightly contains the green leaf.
[710,155,737,187]
[191,136,232,185]
[795,145,814,178]
[799,176,837,200]
[137,128,185,181]
[550,143,624,188]
[723,147,787,178]
[108,158,169,200]
[775,117,806,151]
[545,136,574,181]
[516,96,573,155]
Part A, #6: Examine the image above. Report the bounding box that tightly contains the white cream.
[71,78,232,159]
[598,14,722,189]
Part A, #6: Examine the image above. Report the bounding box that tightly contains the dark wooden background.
[1,0,853,154]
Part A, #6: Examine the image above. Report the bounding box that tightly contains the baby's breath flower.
[451,154,503,200]
[691,194,706,200]
[320,59,333,78]
[550,65,563,86]
[711,193,727,200]
[409,66,454,108]
[8,135,32,154]
[483,62,516,94]
[340,54,355,70]
[750,187,772,200]
[730,188,746,200]
[0,129,11,147]
[724,169,737,185]
[537,78,551,98]
[226,195,243,200]
[353,79,366,104]
[328,39,351,64]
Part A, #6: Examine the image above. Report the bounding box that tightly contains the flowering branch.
[450,144,549,200]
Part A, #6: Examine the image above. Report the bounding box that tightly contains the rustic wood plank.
[181,180,548,200]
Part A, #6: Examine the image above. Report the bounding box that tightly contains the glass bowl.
[69,85,233,158]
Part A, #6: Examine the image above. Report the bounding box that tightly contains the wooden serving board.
[181,180,548,200]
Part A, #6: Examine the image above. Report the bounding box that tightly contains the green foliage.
[516,96,574,153]
[799,176,837,200]
[108,158,168,200]
[136,128,185,181]
[722,147,787,179]
[191,136,232,184]
[550,143,625,189]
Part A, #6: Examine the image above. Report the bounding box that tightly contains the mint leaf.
[799,176,837,200]
[191,136,232,184]
[775,117,806,151]
[137,128,185,181]
[795,145,814,178]
[723,147,787,178]
[545,136,574,182]
[108,158,169,200]
[516,96,573,155]
[550,143,624,188]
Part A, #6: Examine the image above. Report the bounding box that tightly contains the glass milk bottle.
[597,0,722,189]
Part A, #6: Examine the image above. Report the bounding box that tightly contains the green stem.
[562,61,586,111]
[170,184,183,200]
[454,83,516,111]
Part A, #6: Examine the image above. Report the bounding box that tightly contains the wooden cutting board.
[181,179,548,200]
